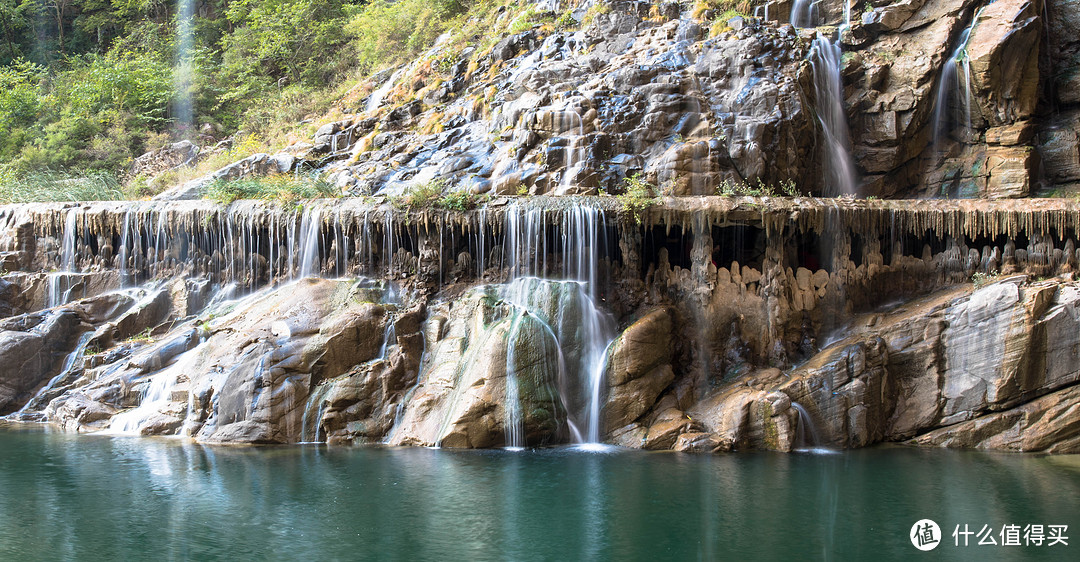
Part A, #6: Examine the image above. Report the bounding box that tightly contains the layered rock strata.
[2,198,1079,453]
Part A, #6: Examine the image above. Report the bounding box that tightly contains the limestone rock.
[967,0,1042,126]
[129,141,200,181]
[0,309,81,413]
[911,384,1080,452]
[603,308,675,430]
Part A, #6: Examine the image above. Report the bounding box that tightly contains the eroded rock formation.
[148,0,1078,201]
[2,197,1079,453]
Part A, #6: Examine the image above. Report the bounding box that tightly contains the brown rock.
[967,0,1042,126]
[603,308,675,431]
[911,384,1080,452]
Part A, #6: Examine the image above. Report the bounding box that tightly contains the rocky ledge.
[146,0,1080,201]
[2,197,1079,453]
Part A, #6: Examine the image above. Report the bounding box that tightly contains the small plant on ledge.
[618,173,660,225]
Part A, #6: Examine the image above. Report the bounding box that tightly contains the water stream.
[931,12,983,157]
[502,202,616,443]
[46,209,77,308]
[808,34,859,196]
[792,401,831,454]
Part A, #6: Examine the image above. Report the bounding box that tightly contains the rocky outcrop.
[156,152,298,200]
[603,307,675,431]
[157,1,820,200]
[911,384,1080,452]
[143,0,1080,201]
[0,309,82,413]
[38,278,400,441]
[4,195,1080,453]
[129,141,201,181]
[662,277,1080,453]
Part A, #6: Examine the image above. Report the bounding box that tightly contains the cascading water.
[17,200,626,446]
[790,0,817,27]
[11,332,95,420]
[502,312,530,449]
[46,210,77,308]
[173,0,196,130]
[366,33,450,114]
[791,401,833,454]
[106,342,207,434]
[501,277,613,445]
[300,383,336,443]
[931,14,981,157]
[117,209,134,286]
[790,3,858,196]
[376,319,397,361]
[558,109,587,196]
[808,35,859,196]
[791,0,851,28]
[298,207,323,278]
[367,67,406,114]
[501,202,616,444]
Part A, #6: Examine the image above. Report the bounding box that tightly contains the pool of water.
[1,423,1076,560]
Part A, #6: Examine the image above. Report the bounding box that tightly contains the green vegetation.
[0,0,504,194]
[204,174,337,206]
[347,0,467,74]
[0,0,636,202]
[971,271,1000,289]
[579,3,611,28]
[437,188,483,211]
[390,178,483,211]
[0,169,126,203]
[692,0,755,37]
[391,178,444,210]
[618,173,660,225]
[125,327,157,344]
[716,178,800,197]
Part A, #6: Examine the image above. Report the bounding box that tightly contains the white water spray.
[174,0,196,130]
[809,35,858,196]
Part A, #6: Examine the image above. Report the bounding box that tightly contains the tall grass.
[0,170,127,204]
[203,174,339,206]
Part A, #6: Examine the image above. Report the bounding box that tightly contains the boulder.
[129,141,200,180]
[603,308,676,430]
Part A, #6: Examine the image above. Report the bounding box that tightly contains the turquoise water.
[0,423,1077,560]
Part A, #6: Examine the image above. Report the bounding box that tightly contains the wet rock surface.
[7,0,1080,452]
[2,197,1080,453]
[149,0,1077,200]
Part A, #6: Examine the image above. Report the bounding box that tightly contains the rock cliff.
[2,197,1079,453]
[150,0,1076,200]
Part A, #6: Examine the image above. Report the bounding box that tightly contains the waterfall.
[808,34,859,196]
[502,279,599,443]
[558,110,587,195]
[298,207,322,278]
[503,313,529,449]
[501,202,617,445]
[118,209,134,286]
[791,0,851,28]
[174,0,195,130]
[47,210,78,308]
[791,401,832,453]
[931,14,981,157]
[376,319,397,361]
[790,0,817,27]
[11,332,95,420]
[300,383,336,443]
[366,33,450,114]
[105,343,205,435]
[366,68,405,113]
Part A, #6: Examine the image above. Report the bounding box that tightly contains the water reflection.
[1,426,1077,560]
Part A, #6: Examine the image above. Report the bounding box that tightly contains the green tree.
[0,58,41,158]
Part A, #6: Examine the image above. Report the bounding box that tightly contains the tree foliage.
[0,0,487,178]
